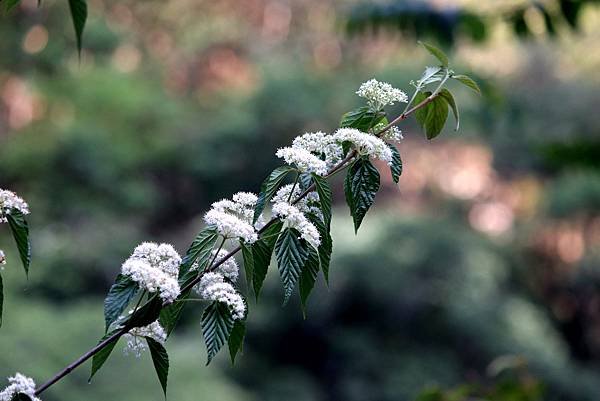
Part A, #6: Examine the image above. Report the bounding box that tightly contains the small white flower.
[291,131,343,169]
[121,259,181,304]
[130,242,182,277]
[123,320,167,358]
[195,272,245,320]
[333,128,393,164]
[272,202,321,248]
[356,78,408,109]
[204,209,258,244]
[0,373,41,401]
[276,147,328,176]
[0,189,30,223]
[380,126,403,142]
[272,185,322,219]
[192,248,239,282]
[0,250,5,269]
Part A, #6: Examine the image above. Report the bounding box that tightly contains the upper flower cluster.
[195,271,245,320]
[204,192,262,243]
[333,128,393,164]
[123,320,167,358]
[356,78,408,109]
[0,189,29,223]
[121,242,182,304]
[0,373,41,401]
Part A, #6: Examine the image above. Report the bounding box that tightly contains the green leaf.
[68,0,87,54]
[340,106,386,131]
[344,159,381,233]
[419,41,449,67]
[388,144,403,184]
[159,289,190,337]
[254,166,294,223]
[228,319,246,365]
[4,0,20,12]
[104,274,139,332]
[438,89,459,131]
[89,330,120,382]
[179,226,219,285]
[307,214,332,284]
[298,173,313,191]
[311,173,332,226]
[424,96,448,140]
[0,274,3,328]
[126,296,162,329]
[6,211,30,277]
[147,337,169,397]
[275,228,309,305]
[452,74,481,95]
[252,220,283,299]
[413,91,431,127]
[240,241,254,290]
[201,302,234,365]
[299,245,320,317]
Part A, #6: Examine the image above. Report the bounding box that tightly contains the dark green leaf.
[424,96,448,140]
[252,220,283,299]
[240,241,254,290]
[6,211,30,276]
[68,0,87,54]
[340,106,386,131]
[159,289,190,337]
[311,174,332,226]
[0,274,3,328]
[201,302,234,365]
[307,214,332,284]
[228,319,246,365]
[388,144,403,184]
[452,74,481,95]
[438,89,459,131]
[275,228,309,305]
[89,330,120,381]
[179,226,219,285]
[254,166,294,223]
[104,274,139,332]
[419,41,449,67]
[126,296,162,329]
[299,245,320,317]
[344,159,381,233]
[413,91,431,127]
[147,337,169,397]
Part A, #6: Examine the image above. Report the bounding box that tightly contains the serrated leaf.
[0,274,3,328]
[298,173,313,192]
[340,106,386,131]
[202,302,234,365]
[228,319,246,365]
[252,220,283,299]
[147,337,169,397]
[104,274,139,332]
[6,212,30,277]
[68,0,87,55]
[452,74,481,95]
[240,242,254,290]
[413,91,431,127]
[307,214,332,284]
[438,89,459,131]
[179,226,219,285]
[419,41,449,67]
[275,228,309,305]
[254,166,294,223]
[159,289,190,337]
[424,96,448,140]
[299,245,320,317]
[311,173,332,226]
[126,296,162,329]
[89,330,120,382]
[344,159,381,233]
[388,144,403,183]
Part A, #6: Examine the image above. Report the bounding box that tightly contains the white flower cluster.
[0,373,41,401]
[356,78,408,109]
[272,185,322,220]
[0,250,5,268]
[291,131,344,169]
[272,202,321,249]
[195,272,245,320]
[380,126,403,142]
[123,320,167,358]
[333,128,393,164]
[275,147,328,176]
[204,192,261,243]
[121,242,181,304]
[0,189,30,223]
[192,249,239,282]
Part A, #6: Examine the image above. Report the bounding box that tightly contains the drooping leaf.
[438,89,459,131]
[452,74,481,95]
[68,0,87,55]
[0,274,3,328]
[228,319,246,365]
[311,173,332,226]
[340,106,386,131]
[6,211,30,276]
[307,214,332,284]
[419,41,449,67]
[254,166,294,223]
[179,226,219,285]
[299,245,320,317]
[126,296,162,329]
[275,228,309,305]
[89,330,120,381]
[344,158,381,233]
[159,289,190,337]
[201,302,234,365]
[413,91,431,127]
[147,337,169,397]
[104,274,139,332]
[424,96,448,140]
[252,220,283,299]
[388,144,403,184]
[240,241,255,290]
